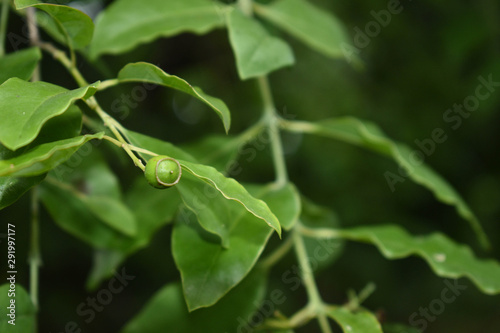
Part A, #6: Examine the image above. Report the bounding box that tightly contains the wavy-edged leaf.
[254,0,349,59]
[0,133,104,177]
[121,269,266,333]
[227,8,294,80]
[30,104,82,147]
[246,182,300,230]
[0,284,36,332]
[15,0,94,50]
[0,105,82,211]
[0,47,41,84]
[179,160,281,236]
[176,172,233,248]
[0,78,98,150]
[327,306,383,333]
[172,183,286,310]
[338,224,500,295]
[282,117,490,249]
[90,0,226,59]
[115,63,230,132]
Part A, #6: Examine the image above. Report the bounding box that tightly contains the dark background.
[1,0,499,332]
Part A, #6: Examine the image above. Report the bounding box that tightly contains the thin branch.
[259,235,294,269]
[257,76,288,187]
[293,228,333,333]
[102,135,158,158]
[26,7,41,81]
[29,188,41,333]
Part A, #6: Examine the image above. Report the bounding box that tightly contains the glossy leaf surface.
[15,0,94,50]
[172,183,288,310]
[340,224,500,295]
[227,8,294,80]
[0,78,98,150]
[255,0,349,58]
[0,284,35,333]
[0,47,41,84]
[282,117,490,249]
[116,62,230,132]
[90,0,226,58]
[0,133,104,177]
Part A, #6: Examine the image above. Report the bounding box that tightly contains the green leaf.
[0,105,82,211]
[181,134,240,172]
[0,47,41,84]
[246,182,301,230]
[115,62,231,132]
[176,173,233,248]
[90,0,226,58]
[0,174,45,210]
[179,160,281,236]
[84,174,181,288]
[327,307,383,333]
[0,133,104,177]
[301,197,344,271]
[0,78,98,150]
[227,8,294,80]
[282,117,490,249]
[83,196,137,237]
[84,174,181,285]
[0,284,36,333]
[254,0,349,59]
[87,249,125,290]
[49,149,137,240]
[176,180,295,248]
[338,224,500,295]
[121,269,267,333]
[50,147,120,198]
[39,179,133,250]
[40,150,128,250]
[124,175,181,249]
[15,0,94,50]
[41,148,180,256]
[30,105,82,147]
[172,183,281,310]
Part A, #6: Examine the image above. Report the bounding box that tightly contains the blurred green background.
[1,0,499,332]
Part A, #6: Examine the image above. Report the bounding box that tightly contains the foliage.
[0,0,499,332]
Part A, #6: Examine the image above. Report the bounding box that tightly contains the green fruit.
[145,156,182,189]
